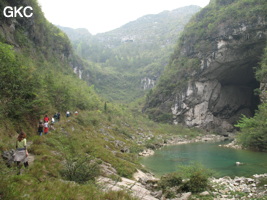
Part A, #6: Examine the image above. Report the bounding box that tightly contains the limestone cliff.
[145,0,267,133]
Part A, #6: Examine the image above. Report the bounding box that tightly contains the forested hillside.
[0,0,100,126]
[59,6,201,102]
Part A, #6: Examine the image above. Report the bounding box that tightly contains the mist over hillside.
[59,5,201,102]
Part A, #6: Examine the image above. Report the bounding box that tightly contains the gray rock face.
[169,19,267,132]
[141,77,156,90]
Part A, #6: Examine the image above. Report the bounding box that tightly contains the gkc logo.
[3,6,33,18]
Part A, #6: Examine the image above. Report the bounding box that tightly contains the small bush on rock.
[180,171,209,193]
[178,162,214,193]
[158,172,183,190]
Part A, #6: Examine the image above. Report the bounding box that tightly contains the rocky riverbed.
[165,134,231,145]
[209,174,267,199]
[97,166,267,200]
[219,139,243,150]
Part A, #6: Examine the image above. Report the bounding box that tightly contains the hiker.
[44,121,49,135]
[74,111,78,116]
[66,111,70,117]
[37,121,44,136]
[14,131,29,170]
[57,112,61,121]
[44,115,49,123]
[51,117,55,124]
[53,113,58,121]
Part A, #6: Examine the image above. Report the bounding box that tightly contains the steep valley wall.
[145,2,267,133]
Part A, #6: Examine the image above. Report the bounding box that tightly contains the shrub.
[158,172,183,190]
[60,155,100,184]
[235,103,267,152]
[180,171,209,193]
[165,189,177,199]
[177,162,214,193]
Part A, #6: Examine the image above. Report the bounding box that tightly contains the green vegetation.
[60,155,100,184]
[158,172,183,191]
[0,42,39,120]
[235,103,267,152]
[178,163,213,193]
[236,44,267,152]
[181,0,267,43]
[0,104,206,199]
[158,163,214,197]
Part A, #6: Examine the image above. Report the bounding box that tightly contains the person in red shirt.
[44,115,49,123]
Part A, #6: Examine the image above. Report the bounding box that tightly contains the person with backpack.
[51,117,55,124]
[53,113,58,122]
[57,112,61,122]
[14,131,29,172]
[37,121,44,136]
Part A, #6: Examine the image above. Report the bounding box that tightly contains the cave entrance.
[212,62,260,126]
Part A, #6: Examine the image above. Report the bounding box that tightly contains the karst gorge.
[0,0,267,199]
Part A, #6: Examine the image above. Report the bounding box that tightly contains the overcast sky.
[37,0,210,35]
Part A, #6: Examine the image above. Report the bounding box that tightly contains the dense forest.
[0,0,267,199]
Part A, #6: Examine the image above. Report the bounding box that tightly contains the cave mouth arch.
[211,62,260,129]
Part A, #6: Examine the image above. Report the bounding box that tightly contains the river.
[140,141,267,177]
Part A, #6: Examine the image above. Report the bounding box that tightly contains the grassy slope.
[1,103,205,199]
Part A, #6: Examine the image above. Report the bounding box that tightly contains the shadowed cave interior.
[212,62,260,126]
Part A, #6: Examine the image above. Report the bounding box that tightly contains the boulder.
[199,191,210,196]
[2,149,15,167]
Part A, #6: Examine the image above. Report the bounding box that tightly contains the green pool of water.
[140,141,267,177]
